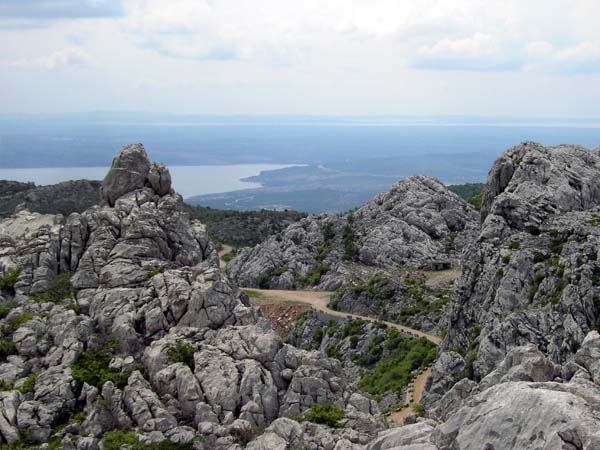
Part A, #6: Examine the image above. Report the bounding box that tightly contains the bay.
[0,164,296,199]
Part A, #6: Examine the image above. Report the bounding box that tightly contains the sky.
[2,0,600,117]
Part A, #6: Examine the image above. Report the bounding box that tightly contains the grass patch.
[19,373,37,394]
[299,403,344,428]
[70,348,143,389]
[508,240,521,250]
[166,342,195,371]
[0,268,21,294]
[146,267,164,280]
[299,263,330,286]
[0,339,17,361]
[30,272,75,303]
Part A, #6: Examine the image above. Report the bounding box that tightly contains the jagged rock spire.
[100,143,172,206]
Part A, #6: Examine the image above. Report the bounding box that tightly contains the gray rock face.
[370,337,600,450]
[392,142,600,450]
[100,143,152,206]
[0,143,384,448]
[228,175,478,290]
[436,143,600,385]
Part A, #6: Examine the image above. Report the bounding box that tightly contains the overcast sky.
[2,0,600,117]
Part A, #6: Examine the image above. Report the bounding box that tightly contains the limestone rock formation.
[0,144,384,449]
[228,175,478,291]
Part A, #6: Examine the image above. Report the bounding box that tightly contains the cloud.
[0,0,124,19]
[411,33,522,71]
[9,47,93,69]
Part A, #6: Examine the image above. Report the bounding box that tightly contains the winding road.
[244,288,441,345]
[219,247,440,424]
[217,244,234,270]
[245,288,439,425]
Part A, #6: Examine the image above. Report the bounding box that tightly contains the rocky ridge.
[371,142,600,450]
[0,144,384,449]
[228,175,478,292]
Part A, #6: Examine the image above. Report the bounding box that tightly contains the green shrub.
[8,312,35,331]
[19,373,37,394]
[0,268,21,294]
[508,240,521,250]
[102,430,195,450]
[358,332,436,395]
[0,339,17,361]
[342,215,359,261]
[101,431,142,450]
[257,273,271,289]
[30,272,74,303]
[166,342,195,370]
[502,255,511,264]
[467,192,483,210]
[533,252,548,263]
[340,319,364,338]
[146,267,164,280]
[299,263,330,286]
[272,266,289,276]
[351,276,394,301]
[325,343,342,359]
[462,351,478,380]
[221,248,237,263]
[0,301,14,319]
[0,378,13,391]
[312,327,324,343]
[71,348,139,389]
[322,221,335,241]
[412,403,424,417]
[301,403,344,428]
[315,242,332,262]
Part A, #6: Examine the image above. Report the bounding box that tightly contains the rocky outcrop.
[432,143,600,388]
[228,175,477,291]
[370,335,600,450]
[0,144,384,448]
[389,142,600,450]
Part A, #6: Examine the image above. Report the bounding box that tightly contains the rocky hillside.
[390,142,600,449]
[184,205,306,247]
[228,175,478,291]
[0,180,102,218]
[0,178,304,249]
[0,144,385,449]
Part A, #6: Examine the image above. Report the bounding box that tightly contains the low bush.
[0,300,15,319]
[166,342,195,370]
[299,263,330,286]
[102,431,194,450]
[71,348,140,389]
[146,267,164,280]
[0,268,21,294]
[412,403,424,417]
[301,403,344,428]
[0,339,17,361]
[30,272,74,303]
[19,373,38,394]
[358,332,437,396]
[8,311,35,331]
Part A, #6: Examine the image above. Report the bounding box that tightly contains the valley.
[1,141,600,449]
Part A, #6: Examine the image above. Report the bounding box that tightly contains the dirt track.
[244,288,441,345]
[245,288,439,424]
[218,245,233,270]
